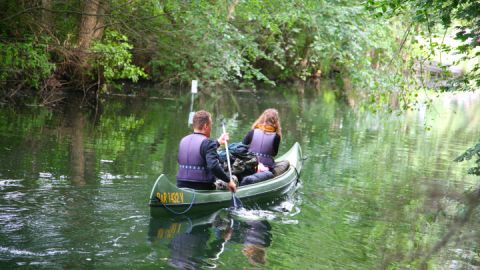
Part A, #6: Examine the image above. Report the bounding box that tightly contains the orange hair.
[251,108,282,138]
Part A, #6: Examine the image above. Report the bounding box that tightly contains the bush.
[90,31,148,86]
[0,40,55,91]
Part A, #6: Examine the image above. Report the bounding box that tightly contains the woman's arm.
[272,135,281,156]
[242,130,254,145]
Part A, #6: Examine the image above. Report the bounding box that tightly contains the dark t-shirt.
[198,135,230,183]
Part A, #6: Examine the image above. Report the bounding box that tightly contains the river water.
[0,87,479,269]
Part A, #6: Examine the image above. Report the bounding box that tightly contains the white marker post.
[188,80,198,126]
[191,80,198,94]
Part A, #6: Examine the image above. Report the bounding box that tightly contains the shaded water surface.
[0,88,480,269]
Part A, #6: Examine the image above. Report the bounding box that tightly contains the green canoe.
[149,142,303,216]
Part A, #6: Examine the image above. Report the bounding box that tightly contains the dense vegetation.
[0,0,400,105]
[0,0,477,108]
[368,0,479,89]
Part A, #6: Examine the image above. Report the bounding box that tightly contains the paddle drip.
[231,192,243,209]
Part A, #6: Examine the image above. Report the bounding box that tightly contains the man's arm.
[202,140,230,182]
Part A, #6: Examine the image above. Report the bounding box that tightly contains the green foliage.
[116,0,400,89]
[234,0,399,84]
[366,0,480,91]
[454,143,480,176]
[0,0,431,101]
[142,0,275,87]
[0,40,55,90]
[90,31,147,85]
[0,0,405,98]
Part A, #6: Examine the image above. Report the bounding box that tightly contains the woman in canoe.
[242,108,282,172]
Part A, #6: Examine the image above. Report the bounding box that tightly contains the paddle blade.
[231,193,244,209]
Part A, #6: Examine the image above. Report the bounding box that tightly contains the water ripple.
[0,246,68,257]
[2,191,26,201]
[0,179,23,190]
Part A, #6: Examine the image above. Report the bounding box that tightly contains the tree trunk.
[297,29,314,80]
[370,49,380,69]
[77,0,102,50]
[93,3,106,41]
[75,0,105,87]
[163,4,177,27]
[227,0,239,21]
[41,0,54,31]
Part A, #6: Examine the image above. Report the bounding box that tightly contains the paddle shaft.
[222,122,243,209]
[221,123,233,180]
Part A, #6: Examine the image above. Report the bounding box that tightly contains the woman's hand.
[257,162,269,172]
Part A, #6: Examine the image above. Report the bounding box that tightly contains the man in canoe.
[176,110,237,192]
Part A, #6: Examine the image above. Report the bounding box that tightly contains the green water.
[1,88,479,269]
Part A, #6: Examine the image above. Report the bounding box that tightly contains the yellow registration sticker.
[156,192,184,204]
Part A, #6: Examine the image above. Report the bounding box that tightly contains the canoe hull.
[149,142,302,216]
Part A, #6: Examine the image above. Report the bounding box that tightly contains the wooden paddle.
[221,121,243,209]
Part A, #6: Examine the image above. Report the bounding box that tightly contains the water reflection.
[418,185,480,269]
[235,220,272,266]
[68,104,86,186]
[148,209,273,269]
[0,88,480,269]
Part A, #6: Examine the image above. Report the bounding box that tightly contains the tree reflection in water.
[417,186,480,269]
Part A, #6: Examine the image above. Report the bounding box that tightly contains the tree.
[366,0,480,90]
[0,0,147,104]
[454,143,480,176]
[0,0,401,105]
[77,0,105,51]
[366,0,480,175]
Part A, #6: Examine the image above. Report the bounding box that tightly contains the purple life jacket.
[248,129,276,168]
[176,133,214,183]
